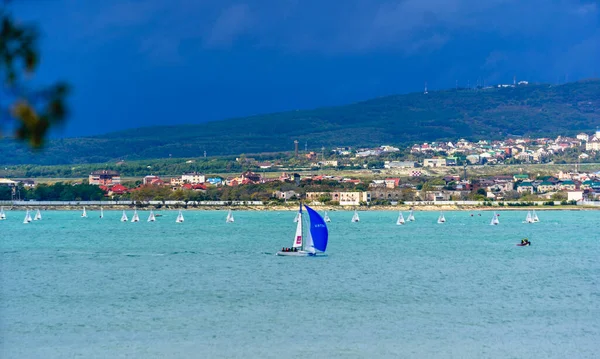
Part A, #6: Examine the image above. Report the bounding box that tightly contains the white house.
[181,172,206,184]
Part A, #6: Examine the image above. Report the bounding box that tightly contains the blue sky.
[11,0,600,137]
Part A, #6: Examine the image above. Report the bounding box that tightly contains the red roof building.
[110,184,128,195]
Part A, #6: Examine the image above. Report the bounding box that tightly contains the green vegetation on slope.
[2,79,599,165]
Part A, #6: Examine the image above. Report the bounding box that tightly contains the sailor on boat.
[520,238,531,246]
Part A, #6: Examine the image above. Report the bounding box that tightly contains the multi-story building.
[181,172,205,184]
[305,191,370,205]
[89,170,121,186]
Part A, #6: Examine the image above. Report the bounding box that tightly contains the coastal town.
[2,131,600,206]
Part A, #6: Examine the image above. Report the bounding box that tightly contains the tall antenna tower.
[305,141,308,152]
[424,81,428,94]
[513,75,516,86]
[203,150,207,158]
[321,146,325,160]
[294,140,299,157]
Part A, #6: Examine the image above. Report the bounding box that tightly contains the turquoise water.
[1,210,599,358]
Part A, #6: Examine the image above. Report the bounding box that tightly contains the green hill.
[3,79,599,165]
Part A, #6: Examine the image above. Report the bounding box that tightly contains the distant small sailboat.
[396,211,405,225]
[323,211,331,223]
[407,209,415,222]
[23,210,31,224]
[437,212,446,224]
[147,210,156,222]
[176,210,184,223]
[532,210,539,223]
[276,203,328,257]
[293,211,300,223]
[120,211,128,222]
[81,207,88,218]
[226,209,234,223]
[131,209,140,222]
[524,211,533,223]
[100,207,104,219]
[33,209,42,221]
[0,206,6,220]
[490,212,499,225]
[351,209,360,223]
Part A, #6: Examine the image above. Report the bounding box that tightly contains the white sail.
[0,206,6,220]
[131,209,140,222]
[176,210,184,223]
[226,209,234,223]
[407,210,415,222]
[323,211,331,223]
[293,211,300,223]
[147,210,156,222]
[351,209,360,222]
[532,210,539,223]
[26,210,32,222]
[303,214,315,254]
[525,211,533,223]
[120,211,128,222]
[100,207,104,219]
[81,207,88,218]
[34,209,42,221]
[292,212,303,248]
[396,211,405,225]
[490,212,499,225]
[437,212,446,224]
[23,210,30,224]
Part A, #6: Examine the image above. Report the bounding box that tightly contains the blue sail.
[304,205,328,252]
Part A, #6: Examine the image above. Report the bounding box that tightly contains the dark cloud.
[10,0,600,136]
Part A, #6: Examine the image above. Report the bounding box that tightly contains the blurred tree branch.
[0,1,69,147]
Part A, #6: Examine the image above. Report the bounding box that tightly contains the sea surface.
[1,209,599,358]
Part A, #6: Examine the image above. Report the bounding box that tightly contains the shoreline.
[2,204,598,211]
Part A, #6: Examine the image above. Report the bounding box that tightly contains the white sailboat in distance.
[437,212,446,224]
[226,209,234,223]
[490,212,499,225]
[351,209,360,223]
[23,210,31,224]
[323,211,331,223]
[176,210,184,223]
[407,209,415,222]
[277,203,328,257]
[120,211,128,222]
[131,209,140,222]
[293,211,300,223]
[0,206,6,220]
[532,210,540,223]
[396,211,405,225]
[33,209,42,221]
[81,207,88,218]
[100,207,104,219]
[524,211,533,223]
[147,210,156,222]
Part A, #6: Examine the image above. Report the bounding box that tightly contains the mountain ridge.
[2,79,599,165]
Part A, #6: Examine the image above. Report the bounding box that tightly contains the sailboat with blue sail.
[277,203,328,257]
